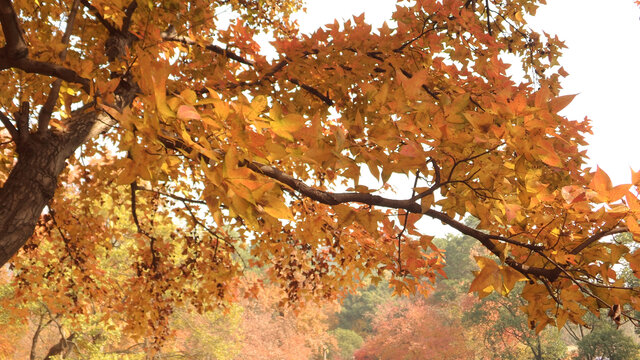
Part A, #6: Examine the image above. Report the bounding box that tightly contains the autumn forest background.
[2,226,640,359]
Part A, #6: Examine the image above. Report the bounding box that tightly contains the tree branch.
[156,133,556,280]
[289,77,334,106]
[242,159,556,279]
[38,0,81,135]
[78,0,117,34]
[14,101,29,144]
[0,110,18,141]
[0,57,90,91]
[162,28,336,105]
[161,30,255,66]
[569,227,629,255]
[136,186,207,205]
[485,0,493,36]
[130,181,159,270]
[0,0,28,59]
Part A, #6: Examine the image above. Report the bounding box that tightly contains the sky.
[292,0,640,236]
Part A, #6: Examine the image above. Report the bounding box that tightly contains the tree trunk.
[0,107,119,266]
[0,135,69,265]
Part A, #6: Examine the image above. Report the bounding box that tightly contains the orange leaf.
[549,94,576,113]
[176,104,201,120]
[590,166,612,194]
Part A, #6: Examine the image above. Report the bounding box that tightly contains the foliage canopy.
[1,0,640,345]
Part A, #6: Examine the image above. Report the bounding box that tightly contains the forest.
[2,229,639,359]
[1,0,640,358]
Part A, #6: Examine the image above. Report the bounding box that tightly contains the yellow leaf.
[421,194,434,212]
[270,113,304,141]
[262,199,293,220]
[150,65,175,119]
[501,266,525,294]
[469,256,500,294]
[180,89,197,104]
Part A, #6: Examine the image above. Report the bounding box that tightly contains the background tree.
[329,328,364,360]
[577,320,639,360]
[353,298,473,360]
[2,0,640,346]
[463,288,567,360]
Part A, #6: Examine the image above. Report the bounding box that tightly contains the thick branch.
[0,57,90,91]
[0,0,89,90]
[243,160,555,278]
[0,0,28,58]
[14,101,28,144]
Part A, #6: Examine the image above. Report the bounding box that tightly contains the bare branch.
[0,110,18,141]
[38,0,81,135]
[14,101,29,144]
[289,77,334,106]
[0,0,28,58]
[0,57,90,91]
[161,30,255,66]
[570,227,629,255]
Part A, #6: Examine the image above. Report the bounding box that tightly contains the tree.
[330,328,364,360]
[353,298,473,360]
[464,287,567,360]
[3,0,640,344]
[577,320,639,360]
[335,284,393,336]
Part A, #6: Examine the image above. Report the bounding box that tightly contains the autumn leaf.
[177,105,201,120]
[549,94,577,113]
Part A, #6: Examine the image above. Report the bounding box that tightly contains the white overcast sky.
[294,0,640,185]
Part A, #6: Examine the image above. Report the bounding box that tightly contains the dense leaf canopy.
[1,0,640,345]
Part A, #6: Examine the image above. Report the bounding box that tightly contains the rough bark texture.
[0,135,68,265]
[0,109,119,266]
[0,0,137,266]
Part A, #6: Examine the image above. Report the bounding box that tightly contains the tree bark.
[0,135,69,265]
[0,108,118,266]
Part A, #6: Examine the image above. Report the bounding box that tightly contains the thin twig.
[136,186,207,205]
[397,170,421,273]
